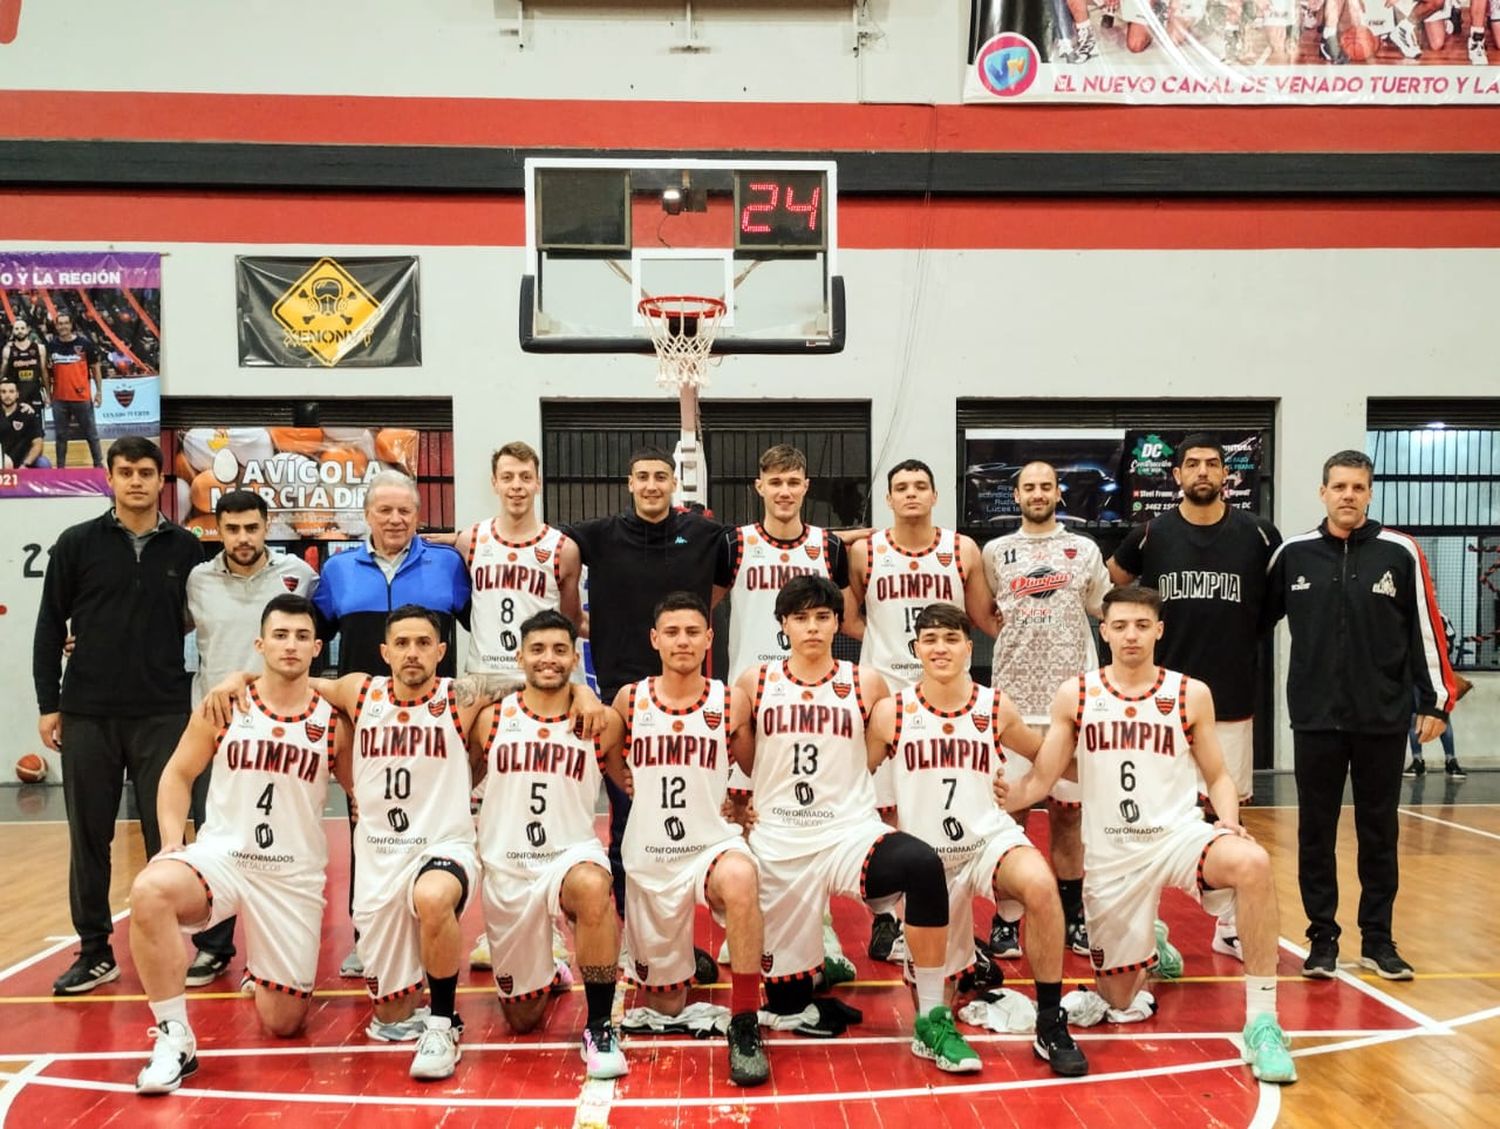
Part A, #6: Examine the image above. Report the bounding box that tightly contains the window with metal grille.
[541,399,871,670]
[1367,399,1500,671]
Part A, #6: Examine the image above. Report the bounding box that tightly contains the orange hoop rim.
[637,294,727,320]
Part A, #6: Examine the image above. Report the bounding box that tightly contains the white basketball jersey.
[863,528,965,690]
[466,522,567,675]
[621,678,738,889]
[352,676,476,902]
[726,523,834,680]
[477,691,603,874]
[1074,667,1198,879]
[986,528,1109,722]
[750,659,875,860]
[888,683,1016,869]
[200,684,336,876]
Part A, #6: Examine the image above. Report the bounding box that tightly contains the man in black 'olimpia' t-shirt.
[1107,434,1281,960]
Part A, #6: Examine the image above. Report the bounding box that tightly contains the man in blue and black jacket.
[1266,449,1455,983]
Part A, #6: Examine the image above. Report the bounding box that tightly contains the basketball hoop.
[637,294,726,390]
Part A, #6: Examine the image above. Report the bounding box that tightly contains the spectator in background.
[47,312,104,468]
[33,436,204,995]
[311,469,471,978]
[1405,611,1469,780]
[179,489,320,987]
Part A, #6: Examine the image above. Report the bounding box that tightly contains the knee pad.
[865,832,947,928]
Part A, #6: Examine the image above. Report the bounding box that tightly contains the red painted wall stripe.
[3,89,1499,154]
[4,189,1500,249]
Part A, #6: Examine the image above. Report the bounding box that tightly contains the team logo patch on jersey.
[747,534,759,546]
[371,689,384,702]
[780,552,790,563]
[1063,547,1078,560]
[908,560,920,571]
[635,960,649,981]
[1124,706,1136,719]
[904,699,919,712]
[937,551,954,568]
[1372,570,1397,598]
[943,723,955,735]
[1089,947,1105,971]
[427,698,446,718]
[973,713,991,733]
[832,682,851,699]
[534,547,552,564]
[703,711,722,729]
[538,727,551,739]
[1155,696,1174,716]
[305,720,326,742]
[1087,685,1101,697]
[671,719,685,733]
[507,551,518,563]
[498,974,514,995]
[282,575,300,592]
[272,727,285,738]
[365,975,381,995]
[806,543,822,561]
[761,952,774,974]
[1011,568,1069,599]
[504,705,518,717]
[801,690,814,702]
[397,710,411,723]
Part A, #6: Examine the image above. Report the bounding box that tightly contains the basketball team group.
[33,432,1456,1097]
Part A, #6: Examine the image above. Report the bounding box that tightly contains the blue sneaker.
[1242,1013,1296,1083]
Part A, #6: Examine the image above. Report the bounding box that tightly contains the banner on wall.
[165,425,425,541]
[237,256,421,368]
[962,427,1265,527]
[965,0,1500,104]
[0,252,162,499]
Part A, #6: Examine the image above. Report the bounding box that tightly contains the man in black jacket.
[1266,449,1455,982]
[34,435,204,995]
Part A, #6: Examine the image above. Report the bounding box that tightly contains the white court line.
[1399,808,1500,843]
[1277,937,1451,1035]
[1247,1080,1281,1129]
[0,910,130,985]
[1446,1004,1500,1029]
[0,1027,1405,1064]
[0,1057,51,1124]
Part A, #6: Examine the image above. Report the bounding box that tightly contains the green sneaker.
[1242,1013,1297,1083]
[1154,920,1183,980]
[911,1006,981,1073]
[822,953,857,987]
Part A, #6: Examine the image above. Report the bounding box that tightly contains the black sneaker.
[1033,1006,1089,1076]
[1065,918,1090,957]
[1301,940,1338,979]
[1360,942,1414,981]
[988,916,1022,959]
[727,1011,770,1086]
[184,950,232,988]
[957,944,1005,994]
[693,946,720,986]
[868,912,901,962]
[1445,760,1467,780]
[1318,32,1349,63]
[1404,757,1425,778]
[53,950,121,996]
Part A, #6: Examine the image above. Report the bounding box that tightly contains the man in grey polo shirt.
[182,489,318,986]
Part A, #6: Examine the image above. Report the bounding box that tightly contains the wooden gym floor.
[0,777,1495,1128]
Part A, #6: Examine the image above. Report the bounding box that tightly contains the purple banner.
[0,468,109,498]
[0,253,161,290]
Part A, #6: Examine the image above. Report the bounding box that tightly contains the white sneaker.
[1391,21,1421,57]
[888,930,910,964]
[1075,23,1098,59]
[339,947,364,978]
[470,933,491,970]
[1212,919,1244,962]
[582,1020,629,1079]
[367,1006,432,1042]
[135,1020,198,1094]
[551,957,576,995]
[717,938,731,964]
[1469,32,1488,65]
[409,1016,461,1081]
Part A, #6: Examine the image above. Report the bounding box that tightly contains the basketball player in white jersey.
[469,609,627,1080]
[847,458,997,960]
[982,461,1110,961]
[600,592,770,1086]
[732,575,982,1074]
[1005,585,1296,1085]
[451,441,583,677]
[130,595,342,1093]
[866,603,1088,1077]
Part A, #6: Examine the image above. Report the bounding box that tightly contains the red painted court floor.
[0,813,1423,1127]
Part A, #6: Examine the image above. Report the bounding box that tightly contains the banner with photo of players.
[237,256,421,368]
[162,424,453,541]
[0,251,162,499]
[965,0,1500,103]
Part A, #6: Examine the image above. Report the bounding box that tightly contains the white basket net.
[638,295,726,390]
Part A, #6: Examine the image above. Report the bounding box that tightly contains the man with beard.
[0,318,49,413]
[982,461,1110,962]
[180,490,319,987]
[1108,435,1280,965]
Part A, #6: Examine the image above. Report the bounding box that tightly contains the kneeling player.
[867,604,1087,1077]
[471,610,626,1079]
[734,575,981,1073]
[603,593,770,1086]
[1005,585,1296,1084]
[130,595,341,1093]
